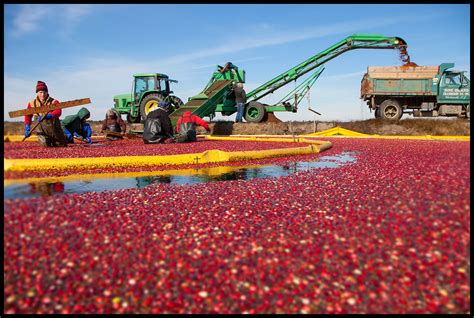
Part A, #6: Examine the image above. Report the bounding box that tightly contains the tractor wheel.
[244,101,266,123]
[379,99,402,120]
[168,95,184,112]
[140,94,165,121]
[127,113,141,124]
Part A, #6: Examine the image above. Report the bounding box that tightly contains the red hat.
[36,81,48,93]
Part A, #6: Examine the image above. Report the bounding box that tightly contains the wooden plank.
[103,130,141,139]
[8,98,91,118]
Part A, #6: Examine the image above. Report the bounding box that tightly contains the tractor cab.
[132,73,177,106]
[117,73,183,123]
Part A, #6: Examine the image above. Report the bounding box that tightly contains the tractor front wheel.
[244,101,266,123]
[140,94,165,121]
[127,113,141,124]
[168,95,184,113]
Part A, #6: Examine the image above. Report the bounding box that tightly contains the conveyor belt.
[170,80,233,125]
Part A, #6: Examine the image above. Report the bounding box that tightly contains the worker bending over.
[24,81,68,147]
[175,111,210,143]
[61,107,93,144]
[143,101,175,144]
[101,108,127,140]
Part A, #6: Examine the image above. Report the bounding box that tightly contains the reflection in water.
[29,182,65,196]
[5,152,357,199]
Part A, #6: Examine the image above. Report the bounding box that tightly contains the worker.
[101,108,127,141]
[143,101,175,144]
[234,82,247,123]
[61,107,93,144]
[218,62,237,74]
[24,81,68,147]
[175,111,210,143]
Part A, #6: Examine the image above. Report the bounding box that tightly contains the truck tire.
[466,104,470,119]
[379,99,402,120]
[127,113,141,124]
[374,107,381,119]
[140,94,165,121]
[245,101,266,123]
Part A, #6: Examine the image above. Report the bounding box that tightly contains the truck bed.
[361,65,439,96]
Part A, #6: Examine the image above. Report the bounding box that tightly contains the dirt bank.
[4,118,470,136]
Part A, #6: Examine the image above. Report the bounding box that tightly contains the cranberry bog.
[3,136,470,314]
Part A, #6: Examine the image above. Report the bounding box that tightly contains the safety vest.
[29,96,55,119]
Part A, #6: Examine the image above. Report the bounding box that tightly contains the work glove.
[37,114,53,122]
[83,123,92,138]
[64,128,73,142]
[24,124,31,137]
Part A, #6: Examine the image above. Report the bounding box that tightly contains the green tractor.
[113,73,184,123]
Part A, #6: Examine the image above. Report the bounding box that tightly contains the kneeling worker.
[175,111,210,143]
[24,81,68,147]
[101,108,127,141]
[143,101,175,144]
[61,107,93,144]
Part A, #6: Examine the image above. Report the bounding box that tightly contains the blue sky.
[4,4,470,122]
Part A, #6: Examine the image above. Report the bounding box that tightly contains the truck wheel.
[379,99,402,120]
[245,101,266,123]
[140,94,164,121]
[127,113,141,124]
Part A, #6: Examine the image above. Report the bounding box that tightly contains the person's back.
[143,102,174,144]
[176,111,210,142]
[61,107,92,144]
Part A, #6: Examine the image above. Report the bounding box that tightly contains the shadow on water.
[5,152,357,199]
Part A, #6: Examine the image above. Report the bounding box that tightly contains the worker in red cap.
[24,81,68,147]
[175,111,211,142]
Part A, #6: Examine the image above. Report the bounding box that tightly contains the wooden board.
[8,98,91,118]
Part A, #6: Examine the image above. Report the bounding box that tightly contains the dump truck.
[167,34,414,125]
[113,73,184,123]
[361,63,470,120]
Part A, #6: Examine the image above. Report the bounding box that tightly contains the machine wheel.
[168,95,184,112]
[465,104,470,119]
[379,99,402,120]
[140,94,165,121]
[127,113,141,124]
[244,101,266,123]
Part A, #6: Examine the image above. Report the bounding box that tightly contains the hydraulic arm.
[246,34,409,103]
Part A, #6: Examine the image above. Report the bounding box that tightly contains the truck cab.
[437,69,470,104]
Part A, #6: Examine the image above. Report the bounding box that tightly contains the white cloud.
[11,5,51,37]
[9,4,93,38]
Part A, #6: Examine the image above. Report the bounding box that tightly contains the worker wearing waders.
[234,82,247,123]
[142,101,175,144]
[175,111,210,143]
[101,108,127,141]
[61,107,93,144]
[24,81,68,147]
